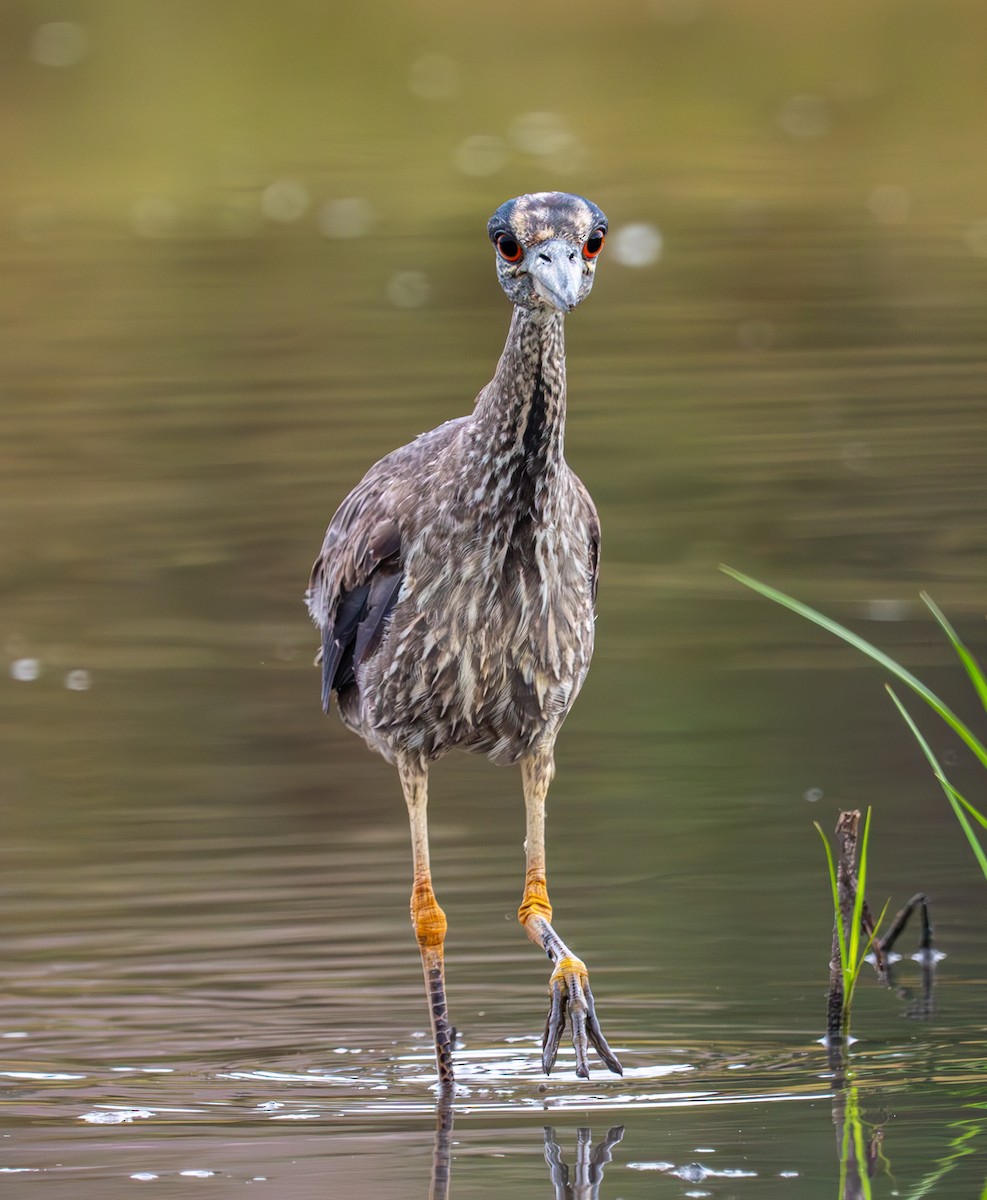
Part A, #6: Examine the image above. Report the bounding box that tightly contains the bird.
[306,191,622,1085]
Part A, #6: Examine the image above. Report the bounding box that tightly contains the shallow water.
[4,4,987,1194]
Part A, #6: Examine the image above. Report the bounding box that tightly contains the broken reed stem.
[827,811,859,1042]
[830,809,888,1041]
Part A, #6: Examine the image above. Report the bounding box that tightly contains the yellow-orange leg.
[519,752,622,1079]
[398,754,455,1085]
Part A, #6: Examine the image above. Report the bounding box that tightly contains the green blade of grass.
[720,566,987,771]
[920,590,987,716]
[886,686,987,881]
[955,791,987,831]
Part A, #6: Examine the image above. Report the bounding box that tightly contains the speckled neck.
[467,306,568,499]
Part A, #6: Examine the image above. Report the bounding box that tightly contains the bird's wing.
[570,472,601,604]
[306,418,467,712]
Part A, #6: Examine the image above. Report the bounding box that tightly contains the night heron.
[307,191,622,1084]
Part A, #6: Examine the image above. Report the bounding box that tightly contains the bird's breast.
[362,512,595,763]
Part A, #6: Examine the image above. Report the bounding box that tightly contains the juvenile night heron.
[307,191,622,1084]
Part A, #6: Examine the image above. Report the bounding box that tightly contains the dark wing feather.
[313,516,402,713]
[306,416,469,716]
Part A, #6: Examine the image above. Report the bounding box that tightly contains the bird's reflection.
[428,1093,454,1200]
[543,1125,625,1200]
[427,1092,623,1199]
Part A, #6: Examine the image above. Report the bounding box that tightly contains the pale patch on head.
[488,191,606,250]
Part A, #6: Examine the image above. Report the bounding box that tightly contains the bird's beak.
[524,239,585,313]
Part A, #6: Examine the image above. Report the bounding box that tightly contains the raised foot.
[542,954,623,1078]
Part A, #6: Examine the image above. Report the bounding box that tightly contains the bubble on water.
[260,180,310,224]
[1,1032,28,1039]
[10,658,41,682]
[804,787,824,803]
[455,134,508,178]
[777,93,831,139]
[318,197,375,240]
[132,196,179,238]
[179,1171,215,1178]
[65,669,92,691]
[386,270,430,309]
[408,53,459,100]
[131,1173,159,1181]
[30,21,89,67]
[867,184,910,225]
[611,223,663,267]
[779,1171,800,1178]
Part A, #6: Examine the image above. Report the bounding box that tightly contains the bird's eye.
[583,229,606,260]
[496,233,523,263]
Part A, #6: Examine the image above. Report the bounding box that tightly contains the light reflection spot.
[387,271,430,309]
[864,598,908,622]
[867,184,910,225]
[777,94,831,139]
[65,669,92,691]
[612,223,663,268]
[260,180,311,224]
[408,54,459,100]
[511,112,573,158]
[132,196,179,239]
[455,134,508,178]
[318,197,374,239]
[30,21,89,67]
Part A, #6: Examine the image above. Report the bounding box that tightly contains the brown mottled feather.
[307,194,603,768]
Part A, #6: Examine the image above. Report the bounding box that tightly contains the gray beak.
[524,238,584,312]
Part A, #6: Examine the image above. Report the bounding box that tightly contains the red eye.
[496,233,523,263]
[583,228,606,260]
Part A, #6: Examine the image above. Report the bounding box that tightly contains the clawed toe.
[542,957,622,1078]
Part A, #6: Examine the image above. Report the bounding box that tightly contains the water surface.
[3,3,987,1195]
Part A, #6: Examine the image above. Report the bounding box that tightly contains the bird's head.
[487,192,607,314]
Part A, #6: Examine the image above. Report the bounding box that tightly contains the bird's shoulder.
[307,416,469,620]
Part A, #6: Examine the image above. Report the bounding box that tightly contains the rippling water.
[4,4,987,1192]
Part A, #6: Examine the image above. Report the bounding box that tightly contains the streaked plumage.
[307,192,621,1084]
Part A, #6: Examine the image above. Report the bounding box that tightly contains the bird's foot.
[542,954,622,1078]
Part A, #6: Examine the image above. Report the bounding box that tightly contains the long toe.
[542,958,622,1078]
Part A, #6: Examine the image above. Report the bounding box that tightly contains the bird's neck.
[470,305,568,488]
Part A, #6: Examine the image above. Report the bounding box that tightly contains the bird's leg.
[518,752,622,1079]
[398,754,455,1085]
